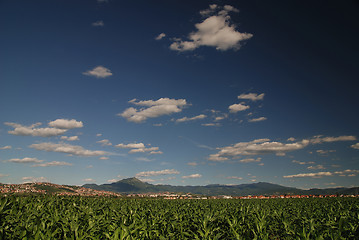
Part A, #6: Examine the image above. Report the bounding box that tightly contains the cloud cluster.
[351,143,359,149]
[32,161,72,167]
[182,174,202,179]
[119,98,189,123]
[115,142,162,154]
[155,33,166,40]
[292,160,315,165]
[97,139,112,146]
[283,169,359,178]
[5,119,83,137]
[83,66,113,78]
[136,169,180,177]
[176,114,206,123]
[30,142,110,157]
[170,4,252,51]
[7,157,44,163]
[22,176,48,183]
[209,135,357,161]
[238,93,265,101]
[248,117,267,122]
[61,136,79,141]
[209,139,309,161]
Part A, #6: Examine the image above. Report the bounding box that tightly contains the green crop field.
[0,196,358,239]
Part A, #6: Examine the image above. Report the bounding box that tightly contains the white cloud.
[32,161,73,167]
[226,176,243,180]
[155,33,166,40]
[96,133,102,137]
[287,137,296,142]
[0,145,11,150]
[284,169,359,178]
[310,135,356,144]
[48,119,83,129]
[107,179,118,183]
[99,157,109,160]
[351,143,359,149]
[83,178,95,182]
[209,139,309,161]
[170,5,252,51]
[136,169,180,177]
[238,93,265,101]
[61,136,79,141]
[115,143,145,149]
[83,66,113,78]
[8,157,44,163]
[5,122,67,137]
[307,165,325,170]
[119,98,189,123]
[202,123,221,127]
[182,174,202,179]
[29,142,110,157]
[22,176,48,183]
[284,172,333,178]
[239,157,261,163]
[248,117,267,122]
[97,139,112,146]
[92,20,104,27]
[292,160,315,165]
[0,173,9,178]
[228,103,250,113]
[176,114,206,123]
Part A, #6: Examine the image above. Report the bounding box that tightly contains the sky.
[0,0,358,189]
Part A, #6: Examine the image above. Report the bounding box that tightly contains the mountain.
[83,178,308,196]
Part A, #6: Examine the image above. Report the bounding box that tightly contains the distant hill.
[83,177,359,196]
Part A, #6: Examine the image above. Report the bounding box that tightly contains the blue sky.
[1,0,358,189]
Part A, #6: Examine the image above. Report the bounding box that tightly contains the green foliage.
[0,196,358,239]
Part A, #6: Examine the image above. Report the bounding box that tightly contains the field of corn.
[0,196,358,239]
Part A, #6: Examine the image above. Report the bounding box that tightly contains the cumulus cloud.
[97,139,112,146]
[170,5,252,51]
[92,20,104,27]
[32,161,73,167]
[283,169,359,178]
[119,98,189,123]
[29,142,110,157]
[202,123,221,127]
[209,139,309,161]
[238,93,265,101]
[7,157,44,163]
[155,33,166,40]
[239,157,261,163]
[248,117,267,122]
[99,157,109,160]
[187,162,198,166]
[310,135,356,144]
[136,169,180,177]
[351,143,359,149]
[307,165,325,170]
[115,142,162,154]
[228,103,250,113]
[0,145,11,150]
[182,174,202,179]
[61,136,79,141]
[176,114,206,123]
[0,173,9,178]
[48,119,83,129]
[83,66,113,78]
[5,122,67,137]
[292,160,315,165]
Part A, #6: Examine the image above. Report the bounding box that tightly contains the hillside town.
[0,182,358,199]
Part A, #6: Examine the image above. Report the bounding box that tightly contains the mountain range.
[83,178,359,196]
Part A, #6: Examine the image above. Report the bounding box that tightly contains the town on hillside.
[1,182,358,199]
